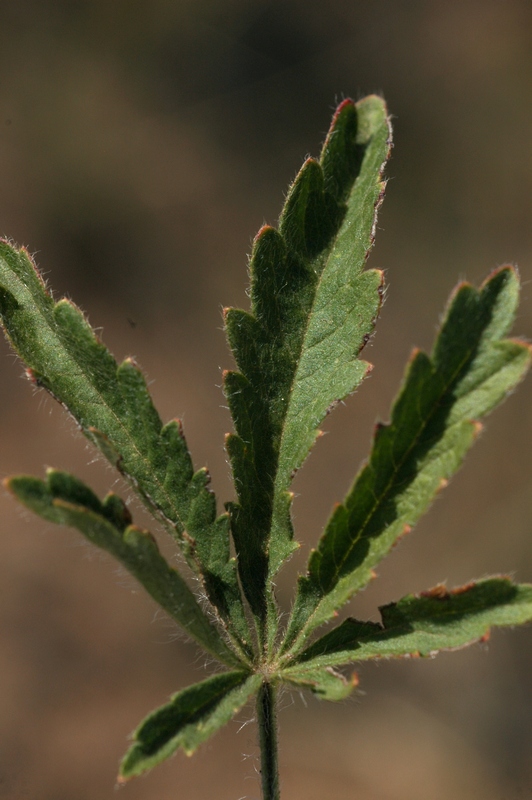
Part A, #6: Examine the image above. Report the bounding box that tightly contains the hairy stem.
[257,681,280,800]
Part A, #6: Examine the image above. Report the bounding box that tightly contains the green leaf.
[288,578,532,668]
[224,96,391,635]
[119,670,261,780]
[6,470,242,668]
[281,664,357,701]
[282,266,532,657]
[0,240,250,653]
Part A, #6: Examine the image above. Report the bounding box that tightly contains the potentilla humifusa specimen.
[1,96,531,800]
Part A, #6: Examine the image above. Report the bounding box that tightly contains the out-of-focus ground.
[1,2,532,798]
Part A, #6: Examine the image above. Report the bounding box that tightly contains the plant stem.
[257,680,280,800]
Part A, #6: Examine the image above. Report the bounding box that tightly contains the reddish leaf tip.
[473,420,484,437]
[335,96,355,112]
[421,583,448,600]
[253,224,276,245]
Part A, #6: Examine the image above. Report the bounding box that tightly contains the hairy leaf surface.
[224,96,391,633]
[281,664,356,701]
[287,578,532,668]
[119,671,261,779]
[2,95,532,794]
[7,470,242,666]
[282,267,531,657]
[0,241,250,652]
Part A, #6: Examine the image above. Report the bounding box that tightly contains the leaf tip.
[407,346,422,365]
[420,583,448,600]
[472,420,484,437]
[24,367,40,385]
[253,223,277,244]
[389,524,412,551]
[480,263,518,289]
[333,96,356,116]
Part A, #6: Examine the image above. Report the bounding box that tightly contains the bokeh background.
[1,2,532,798]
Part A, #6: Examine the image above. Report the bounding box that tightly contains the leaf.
[119,670,262,780]
[0,240,250,653]
[282,266,532,658]
[224,96,391,635]
[281,664,357,701]
[6,470,242,668]
[288,578,532,668]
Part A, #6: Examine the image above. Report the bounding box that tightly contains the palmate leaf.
[2,94,532,796]
[283,578,532,671]
[224,96,391,637]
[0,240,250,654]
[281,266,532,658]
[6,470,242,667]
[119,670,261,780]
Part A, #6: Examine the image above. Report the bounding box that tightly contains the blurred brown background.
[1,1,532,798]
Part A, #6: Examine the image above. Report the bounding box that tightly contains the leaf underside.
[6,470,240,667]
[119,671,261,780]
[287,577,532,670]
[1,96,531,784]
[119,575,532,781]
[224,95,391,640]
[0,239,251,654]
[282,664,358,701]
[281,265,532,658]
